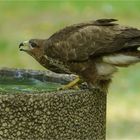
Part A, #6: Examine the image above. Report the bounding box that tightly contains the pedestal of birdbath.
[0,68,106,140]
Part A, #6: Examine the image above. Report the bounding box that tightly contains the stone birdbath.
[0,68,106,140]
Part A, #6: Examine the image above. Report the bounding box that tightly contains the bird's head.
[19,39,45,60]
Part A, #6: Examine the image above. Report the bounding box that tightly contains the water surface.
[0,76,61,93]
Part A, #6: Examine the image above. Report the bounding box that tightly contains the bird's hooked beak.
[19,41,30,51]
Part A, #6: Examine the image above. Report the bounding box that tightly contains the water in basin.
[0,76,61,93]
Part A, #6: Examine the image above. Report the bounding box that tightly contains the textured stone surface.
[0,89,106,140]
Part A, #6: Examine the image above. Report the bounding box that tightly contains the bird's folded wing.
[45,19,140,62]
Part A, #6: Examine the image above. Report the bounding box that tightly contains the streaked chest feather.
[44,55,71,73]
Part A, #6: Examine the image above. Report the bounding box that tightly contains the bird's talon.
[57,85,80,91]
[56,77,80,91]
[57,86,65,91]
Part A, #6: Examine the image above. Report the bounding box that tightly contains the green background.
[0,1,140,139]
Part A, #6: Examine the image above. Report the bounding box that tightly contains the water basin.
[0,68,73,93]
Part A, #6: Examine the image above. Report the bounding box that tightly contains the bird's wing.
[48,19,118,41]
[45,19,140,62]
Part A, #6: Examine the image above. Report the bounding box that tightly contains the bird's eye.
[30,42,37,48]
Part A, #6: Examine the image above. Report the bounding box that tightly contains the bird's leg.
[86,79,111,93]
[58,76,80,90]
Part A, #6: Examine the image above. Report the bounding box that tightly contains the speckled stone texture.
[0,89,106,140]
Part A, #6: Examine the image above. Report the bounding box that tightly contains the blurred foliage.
[0,1,140,139]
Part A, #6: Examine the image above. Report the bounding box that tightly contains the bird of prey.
[19,19,140,91]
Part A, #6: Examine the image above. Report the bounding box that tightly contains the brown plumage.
[19,19,140,91]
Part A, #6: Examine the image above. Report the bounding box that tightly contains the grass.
[0,1,140,139]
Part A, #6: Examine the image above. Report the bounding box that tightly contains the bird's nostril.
[19,42,24,48]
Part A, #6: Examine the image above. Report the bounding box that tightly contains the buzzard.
[19,19,140,91]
